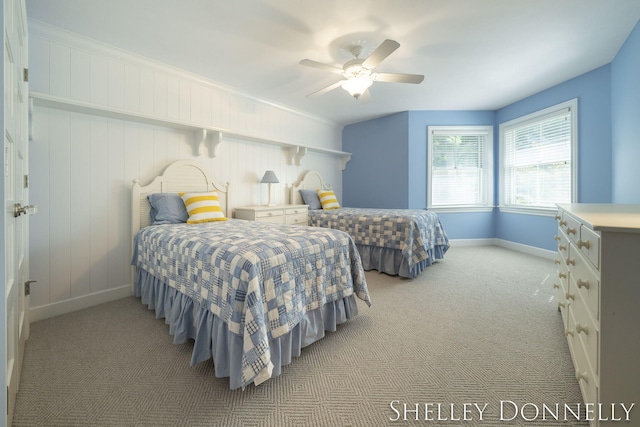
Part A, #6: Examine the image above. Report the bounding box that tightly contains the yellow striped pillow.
[317,189,340,210]
[179,191,227,223]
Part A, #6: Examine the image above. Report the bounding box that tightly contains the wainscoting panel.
[27,21,344,318]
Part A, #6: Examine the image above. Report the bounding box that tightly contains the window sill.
[498,206,558,217]
[428,206,494,214]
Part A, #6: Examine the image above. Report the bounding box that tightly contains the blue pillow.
[299,189,322,210]
[148,193,188,224]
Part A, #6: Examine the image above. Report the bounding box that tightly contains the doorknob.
[13,203,37,217]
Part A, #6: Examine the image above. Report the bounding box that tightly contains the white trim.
[498,98,578,211]
[498,206,558,217]
[447,238,496,247]
[494,239,556,260]
[429,206,494,214]
[427,125,494,210]
[28,19,338,127]
[448,238,556,260]
[29,91,352,168]
[29,285,132,322]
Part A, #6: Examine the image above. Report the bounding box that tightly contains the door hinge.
[23,68,29,82]
[25,280,36,296]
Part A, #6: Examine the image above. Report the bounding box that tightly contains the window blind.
[502,107,572,208]
[431,131,490,207]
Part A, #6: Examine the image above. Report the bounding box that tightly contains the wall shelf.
[29,92,352,170]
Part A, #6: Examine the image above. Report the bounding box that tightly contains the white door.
[3,0,29,425]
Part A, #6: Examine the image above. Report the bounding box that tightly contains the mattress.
[132,219,371,388]
[308,207,449,278]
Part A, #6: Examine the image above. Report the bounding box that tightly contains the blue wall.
[611,20,640,203]
[342,20,638,250]
[496,65,613,204]
[343,112,409,208]
[343,110,496,240]
[495,65,612,251]
[407,111,496,209]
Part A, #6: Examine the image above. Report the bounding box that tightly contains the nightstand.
[234,204,309,225]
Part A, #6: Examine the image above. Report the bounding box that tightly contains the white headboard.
[131,160,230,240]
[290,170,332,205]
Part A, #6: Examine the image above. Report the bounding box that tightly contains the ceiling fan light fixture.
[341,77,373,98]
[300,39,423,100]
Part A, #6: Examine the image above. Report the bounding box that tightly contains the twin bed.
[131,160,370,390]
[131,161,449,390]
[291,170,450,279]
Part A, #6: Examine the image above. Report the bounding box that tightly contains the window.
[427,126,493,211]
[499,99,577,214]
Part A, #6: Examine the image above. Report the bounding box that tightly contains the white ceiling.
[25,0,640,126]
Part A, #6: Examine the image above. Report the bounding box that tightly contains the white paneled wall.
[28,21,344,320]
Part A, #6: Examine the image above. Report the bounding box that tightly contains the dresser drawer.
[258,215,284,224]
[561,213,581,245]
[555,285,569,327]
[556,259,569,294]
[286,213,308,225]
[255,209,284,219]
[579,225,600,270]
[570,248,600,320]
[566,307,599,408]
[571,291,599,378]
[286,207,307,215]
[557,228,570,259]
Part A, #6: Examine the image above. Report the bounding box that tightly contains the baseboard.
[448,238,496,247]
[29,239,555,322]
[449,238,556,260]
[30,285,133,323]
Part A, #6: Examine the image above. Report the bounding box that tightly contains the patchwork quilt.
[308,208,450,271]
[133,219,370,388]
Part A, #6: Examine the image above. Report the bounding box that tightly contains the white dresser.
[555,204,640,426]
[234,204,308,225]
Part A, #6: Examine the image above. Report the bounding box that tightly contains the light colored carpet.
[12,246,588,426]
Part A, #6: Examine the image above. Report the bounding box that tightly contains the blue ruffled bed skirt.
[357,244,447,278]
[133,268,359,389]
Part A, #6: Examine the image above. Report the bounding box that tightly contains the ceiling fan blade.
[375,72,424,84]
[299,59,344,74]
[307,80,344,97]
[361,39,400,69]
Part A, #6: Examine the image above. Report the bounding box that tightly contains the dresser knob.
[565,257,575,266]
[555,214,561,220]
[577,239,591,249]
[554,235,561,241]
[558,272,567,279]
[565,292,575,300]
[575,323,589,335]
[554,259,561,265]
[553,283,559,289]
[567,227,577,235]
[558,244,567,251]
[565,328,574,337]
[576,370,589,383]
[560,220,567,226]
[576,279,590,289]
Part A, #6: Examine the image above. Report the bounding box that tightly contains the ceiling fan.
[300,39,424,100]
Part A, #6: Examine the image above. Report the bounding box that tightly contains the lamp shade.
[260,170,279,184]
